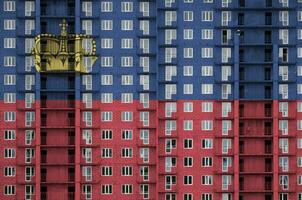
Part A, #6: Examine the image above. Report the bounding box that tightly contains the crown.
[32,19,97,73]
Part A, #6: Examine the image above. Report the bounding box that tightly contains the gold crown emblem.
[32,19,97,73]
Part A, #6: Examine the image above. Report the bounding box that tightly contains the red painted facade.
[0,100,301,199]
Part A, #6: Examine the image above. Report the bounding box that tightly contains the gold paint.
[32,19,97,73]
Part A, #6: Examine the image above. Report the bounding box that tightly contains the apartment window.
[4,19,15,30]
[183,65,193,76]
[184,11,193,21]
[140,130,149,144]
[101,129,112,140]
[184,175,193,185]
[25,1,35,16]
[299,11,302,21]
[121,93,133,103]
[121,112,133,122]
[122,130,133,140]
[101,166,112,176]
[222,11,231,26]
[202,29,213,40]
[121,75,133,85]
[25,20,35,35]
[184,48,193,58]
[202,102,213,112]
[121,20,133,30]
[184,102,193,112]
[82,1,92,16]
[201,120,213,130]
[4,130,15,140]
[121,38,133,49]
[101,184,113,194]
[4,38,15,48]
[202,193,213,200]
[202,11,213,21]
[121,184,133,194]
[202,157,213,167]
[4,185,15,195]
[121,148,133,158]
[121,2,133,12]
[101,112,113,122]
[165,29,177,44]
[101,148,112,158]
[201,66,213,76]
[201,48,213,58]
[101,38,113,49]
[101,93,113,103]
[4,93,16,104]
[4,56,16,67]
[82,20,92,35]
[280,11,289,26]
[4,112,15,122]
[101,2,113,12]
[101,75,113,85]
[184,29,193,40]
[165,11,177,26]
[4,148,15,158]
[201,84,213,94]
[140,2,149,16]
[101,20,113,31]
[201,176,213,185]
[4,166,15,177]
[101,56,113,67]
[184,194,193,200]
[121,57,133,67]
[4,1,15,11]
[184,120,193,131]
[298,29,302,40]
[183,84,193,94]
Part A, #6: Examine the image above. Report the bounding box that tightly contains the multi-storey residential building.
[1,0,302,200]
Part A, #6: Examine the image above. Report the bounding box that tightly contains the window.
[121,112,133,122]
[121,57,133,67]
[82,1,92,16]
[101,20,113,31]
[101,148,112,158]
[101,184,113,194]
[121,93,133,103]
[82,130,92,144]
[25,38,34,53]
[121,38,133,49]
[184,194,193,200]
[201,48,213,58]
[121,20,133,30]
[201,120,213,131]
[4,185,15,195]
[82,20,92,35]
[122,130,133,140]
[4,1,15,12]
[202,157,213,167]
[202,193,213,200]
[184,29,193,40]
[4,19,15,30]
[4,38,15,48]
[101,111,113,122]
[101,129,112,140]
[4,148,15,158]
[222,11,231,26]
[101,93,113,103]
[4,112,15,122]
[101,38,113,49]
[101,166,112,176]
[202,29,213,40]
[25,1,34,16]
[183,84,193,94]
[4,130,15,140]
[121,184,133,194]
[101,75,113,85]
[202,139,213,149]
[184,11,193,21]
[202,11,213,21]
[184,120,193,130]
[184,48,193,58]
[201,175,213,185]
[201,84,213,94]
[201,66,213,76]
[4,166,15,177]
[202,102,213,112]
[101,56,113,67]
[184,175,193,185]
[121,148,133,158]
[121,2,133,12]
[121,75,133,85]
[4,56,16,67]
[184,102,193,112]
[25,20,35,35]
[183,66,193,77]
[184,139,193,149]
[101,2,113,12]
[140,130,149,144]
[4,93,16,103]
